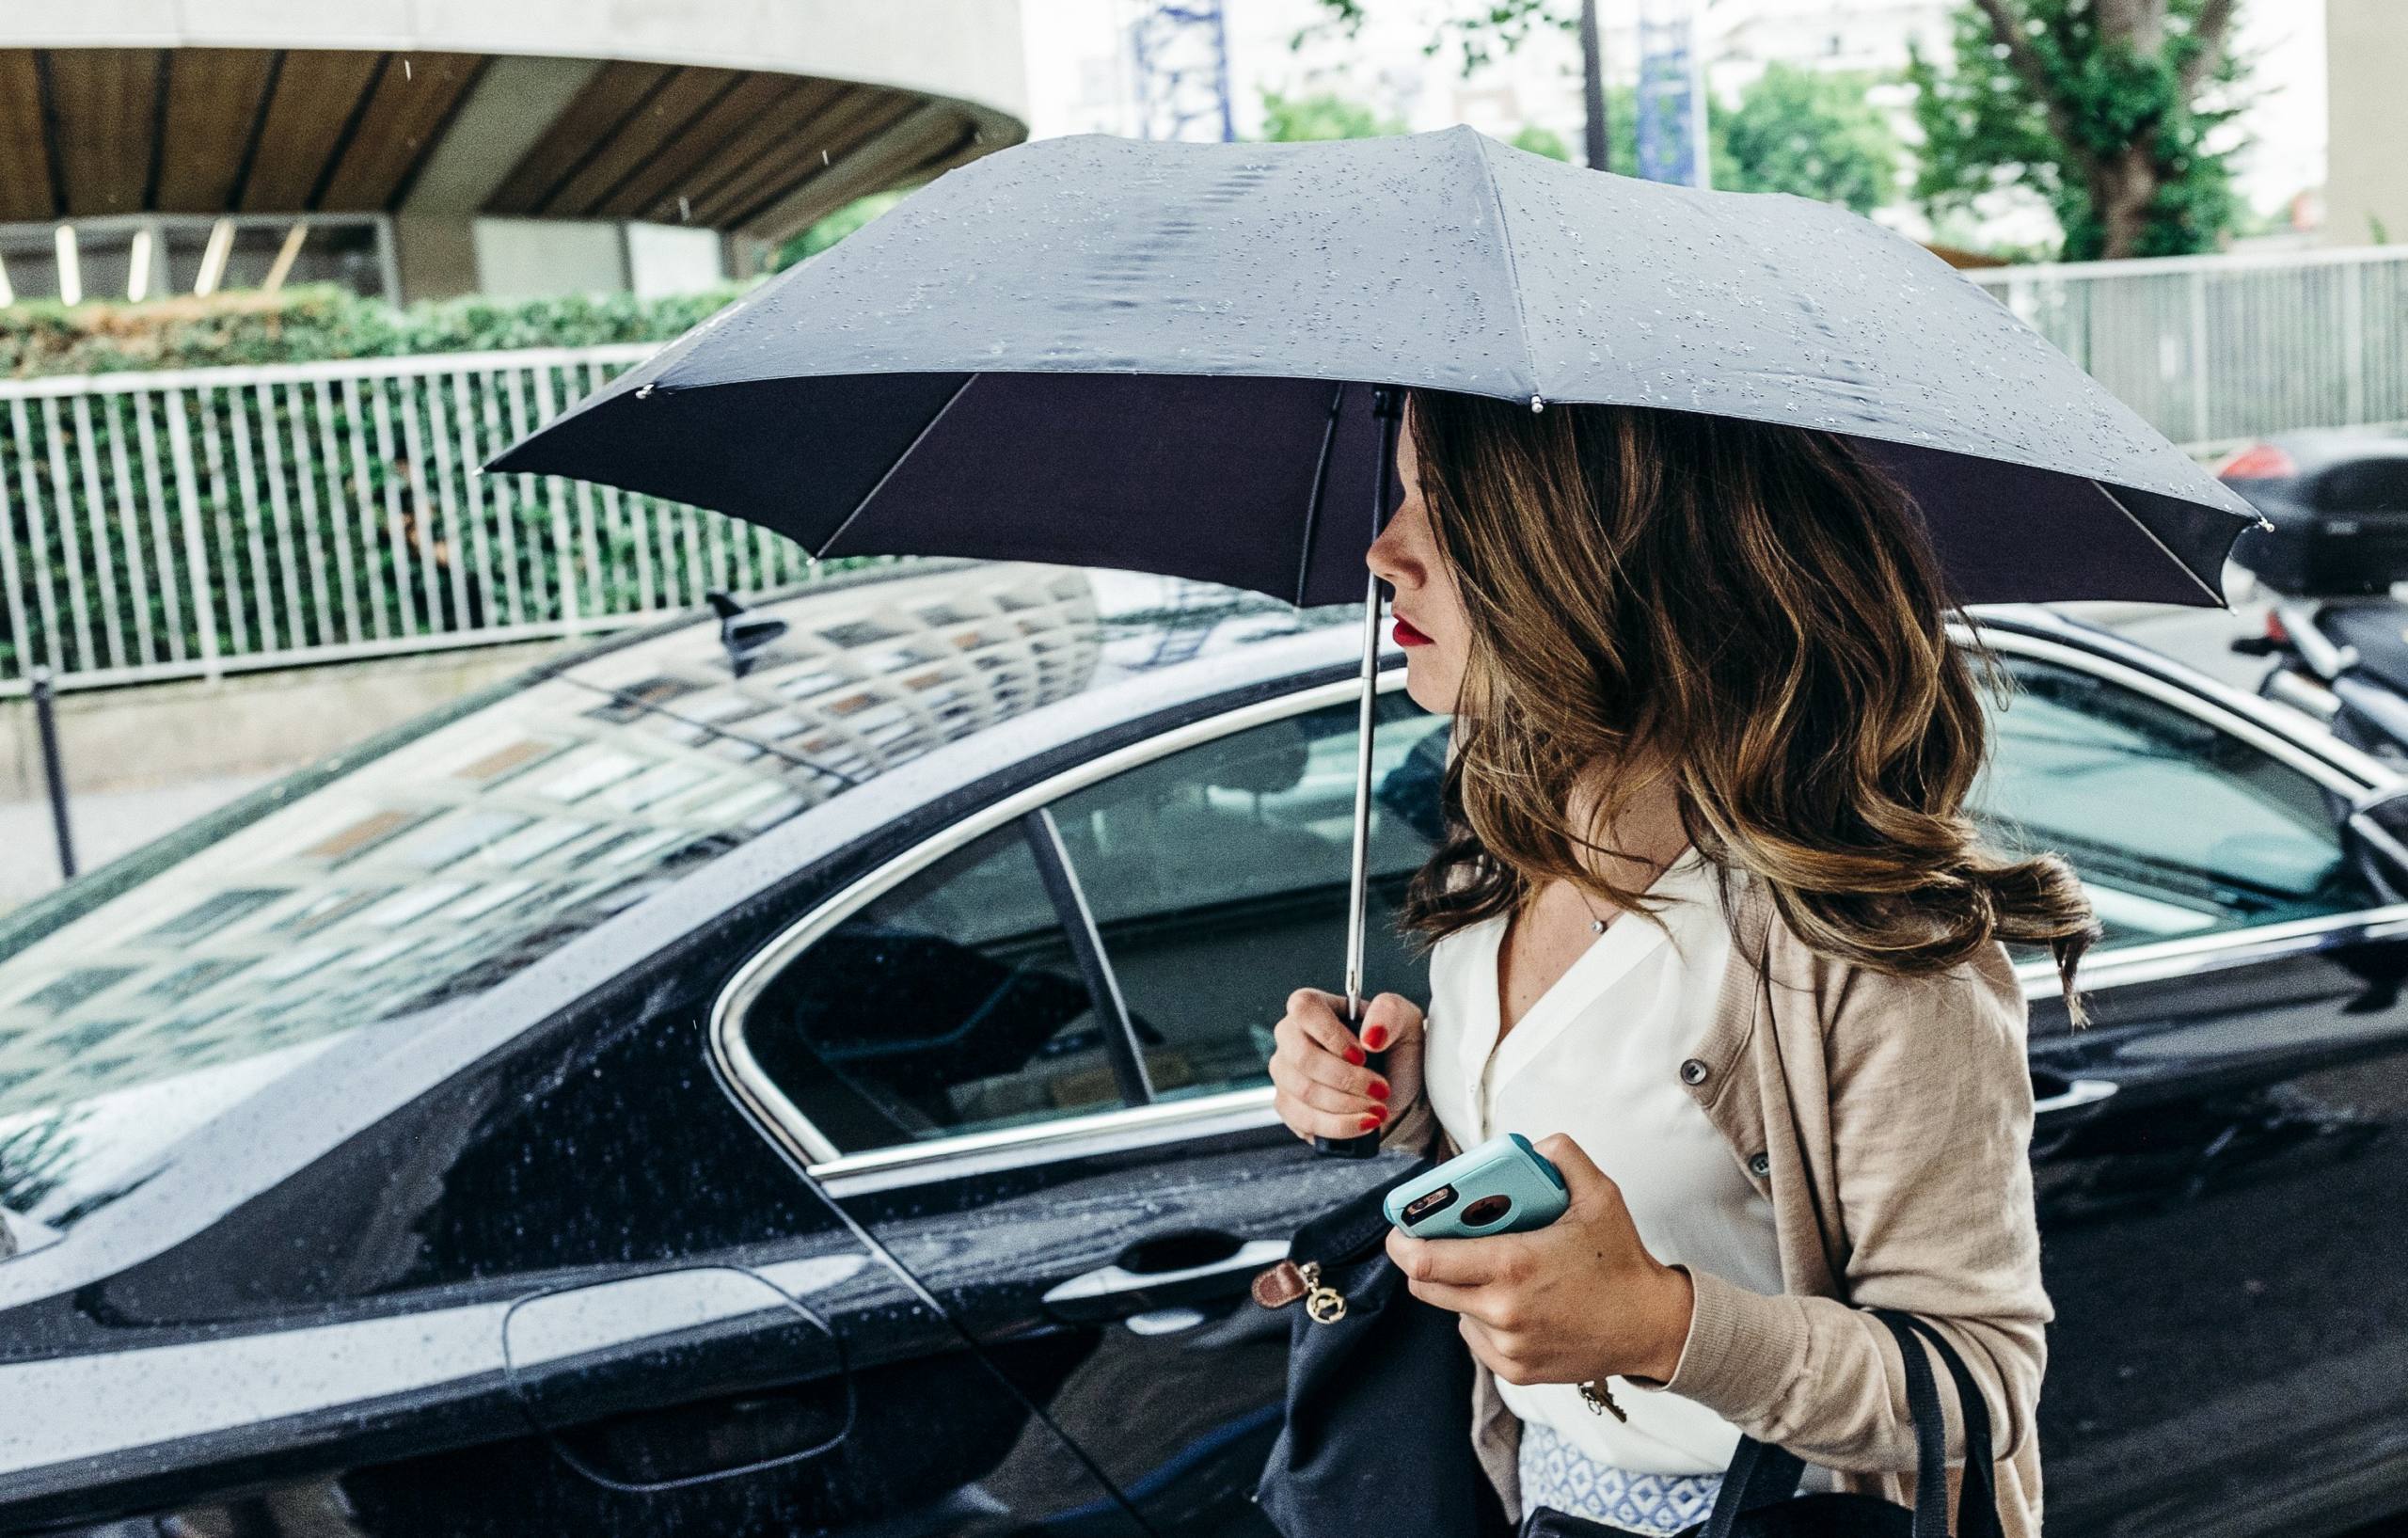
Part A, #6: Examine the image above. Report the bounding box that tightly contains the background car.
[5,559,2408,1538]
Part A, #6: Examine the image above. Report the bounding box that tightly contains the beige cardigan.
[1387,864,2049,1536]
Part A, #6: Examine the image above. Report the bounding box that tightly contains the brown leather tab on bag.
[1253,1260,1307,1309]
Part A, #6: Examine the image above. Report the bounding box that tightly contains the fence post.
[165,389,224,682]
[2344,256,2368,428]
[2188,268,2212,445]
[29,666,75,882]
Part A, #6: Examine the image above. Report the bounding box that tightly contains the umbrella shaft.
[1344,564,1382,1023]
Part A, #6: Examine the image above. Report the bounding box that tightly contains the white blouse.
[1421,848,1784,1476]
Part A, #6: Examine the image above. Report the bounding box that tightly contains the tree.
[1713,66,1902,216]
[1906,0,2248,260]
[1510,124,1572,162]
[1259,89,1409,142]
[766,189,911,273]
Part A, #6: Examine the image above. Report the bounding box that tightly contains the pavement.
[1,773,271,912]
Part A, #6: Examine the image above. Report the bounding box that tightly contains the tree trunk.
[2093,145,2161,260]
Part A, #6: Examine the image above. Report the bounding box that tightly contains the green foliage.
[1906,0,2249,260]
[0,282,821,683]
[1711,66,1903,216]
[1509,124,1572,162]
[1297,0,1576,79]
[0,283,747,381]
[767,189,913,275]
[1259,89,1409,142]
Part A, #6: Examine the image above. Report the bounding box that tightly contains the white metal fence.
[5,245,2403,694]
[0,345,824,695]
[1969,244,2408,454]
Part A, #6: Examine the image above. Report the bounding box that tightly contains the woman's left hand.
[1386,1134,1697,1387]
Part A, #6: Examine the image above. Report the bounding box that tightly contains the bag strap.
[1700,1309,1950,1538]
[1873,1311,1952,1538]
[1894,1316,2004,1538]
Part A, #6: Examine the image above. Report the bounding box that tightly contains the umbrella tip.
[1529,394,1545,413]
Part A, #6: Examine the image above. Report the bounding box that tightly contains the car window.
[1973,653,2377,947]
[1046,690,1451,1103]
[737,824,1125,1151]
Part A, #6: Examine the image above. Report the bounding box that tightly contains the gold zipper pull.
[1300,1261,1349,1324]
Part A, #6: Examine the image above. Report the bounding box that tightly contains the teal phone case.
[1382,1132,1569,1239]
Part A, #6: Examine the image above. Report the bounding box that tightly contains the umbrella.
[496,126,2262,1154]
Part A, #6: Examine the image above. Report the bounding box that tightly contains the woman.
[1266,389,2093,1537]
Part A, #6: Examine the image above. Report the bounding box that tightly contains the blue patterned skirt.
[1516,1419,1724,1536]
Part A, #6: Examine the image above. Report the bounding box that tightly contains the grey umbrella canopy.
[497,124,2259,610]
[496,125,2262,1157]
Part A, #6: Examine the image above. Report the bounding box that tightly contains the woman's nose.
[1366,524,1414,589]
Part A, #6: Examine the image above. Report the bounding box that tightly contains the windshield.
[0,562,1333,1244]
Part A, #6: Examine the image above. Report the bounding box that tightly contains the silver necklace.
[1569,882,1614,935]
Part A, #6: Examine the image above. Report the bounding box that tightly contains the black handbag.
[1251,1158,1513,1538]
[1520,1310,2003,1538]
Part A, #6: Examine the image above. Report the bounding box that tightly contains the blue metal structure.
[1635,0,1709,187]
[1130,0,1237,143]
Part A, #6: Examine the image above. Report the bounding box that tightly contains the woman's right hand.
[1269,989,1426,1143]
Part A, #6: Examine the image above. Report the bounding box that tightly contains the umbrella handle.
[1311,995,1390,1160]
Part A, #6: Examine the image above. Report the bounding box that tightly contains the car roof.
[2255,427,2408,473]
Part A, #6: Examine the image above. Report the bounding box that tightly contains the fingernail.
[1359,1111,1385,1132]
[1363,1026,1390,1052]
[1343,1045,1366,1067]
[1368,1079,1389,1102]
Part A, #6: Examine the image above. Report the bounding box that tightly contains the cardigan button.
[1748,1151,1771,1179]
[1678,1057,1709,1086]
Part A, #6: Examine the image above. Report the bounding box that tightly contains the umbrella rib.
[1466,130,1542,403]
[812,373,982,560]
[1291,382,1349,607]
[2089,479,2224,606]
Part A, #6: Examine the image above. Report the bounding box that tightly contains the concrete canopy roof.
[0,1,1029,241]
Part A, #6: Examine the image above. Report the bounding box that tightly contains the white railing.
[0,345,823,694]
[6,246,2402,694]
[1969,244,2408,453]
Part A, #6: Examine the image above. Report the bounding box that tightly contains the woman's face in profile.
[1366,404,1468,715]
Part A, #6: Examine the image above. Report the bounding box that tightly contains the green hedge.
[0,282,753,380]
[0,281,836,684]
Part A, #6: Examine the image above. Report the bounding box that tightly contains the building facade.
[2326,0,2407,247]
[0,1,1029,307]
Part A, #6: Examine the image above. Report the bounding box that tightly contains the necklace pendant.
[1590,918,1607,935]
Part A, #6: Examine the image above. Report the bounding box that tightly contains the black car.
[5,558,2408,1538]
[2222,429,2408,596]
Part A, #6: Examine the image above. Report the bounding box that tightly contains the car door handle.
[1041,1238,1291,1324]
[2035,1077,2118,1117]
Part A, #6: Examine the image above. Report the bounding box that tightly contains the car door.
[1973,634,2408,1538]
[716,676,1449,1537]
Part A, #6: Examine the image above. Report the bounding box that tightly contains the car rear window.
[0,563,1111,1242]
[2318,458,2408,513]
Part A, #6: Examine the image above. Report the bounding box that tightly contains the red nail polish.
[1359,1112,1384,1132]
[1368,1080,1389,1102]
[1343,1046,1366,1067]
[1363,1026,1390,1052]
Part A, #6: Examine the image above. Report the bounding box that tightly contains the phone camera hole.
[1461,1195,1513,1228]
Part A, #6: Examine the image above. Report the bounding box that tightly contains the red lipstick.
[1393,616,1433,647]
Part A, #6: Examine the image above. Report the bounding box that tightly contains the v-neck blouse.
[1421,848,1784,1477]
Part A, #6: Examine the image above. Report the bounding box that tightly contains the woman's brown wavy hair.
[1394,387,2099,1017]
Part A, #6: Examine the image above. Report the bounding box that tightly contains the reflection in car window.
[1974,654,2374,946]
[1049,690,1450,1102]
[0,563,1109,1237]
[742,826,1123,1151]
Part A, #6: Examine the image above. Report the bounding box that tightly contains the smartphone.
[1383,1132,1569,1240]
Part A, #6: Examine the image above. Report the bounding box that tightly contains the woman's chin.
[1400,654,1454,714]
